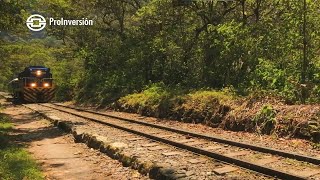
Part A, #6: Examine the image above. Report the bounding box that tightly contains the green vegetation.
[0,114,44,180]
[313,143,320,150]
[184,89,235,109]
[119,83,172,111]
[116,84,320,141]
[0,147,44,180]
[116,83,235,123]
[0,114,12,147]
[0,0,319,105]
[0,0,319,140]
[253,105,277,134]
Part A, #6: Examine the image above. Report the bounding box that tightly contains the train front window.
[30,69,47,77]
[36,70,42,76]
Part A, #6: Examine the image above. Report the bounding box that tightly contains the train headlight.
[30,83,37,87]
[44,83,50,87]
[36,70,42,76]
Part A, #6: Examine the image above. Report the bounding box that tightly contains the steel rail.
[38,103,308,180]
[52,103,320,165]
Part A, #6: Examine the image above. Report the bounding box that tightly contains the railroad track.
[30,103,320,180]
[0,92,11,100]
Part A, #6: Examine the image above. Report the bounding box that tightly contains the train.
[9,66,55,103]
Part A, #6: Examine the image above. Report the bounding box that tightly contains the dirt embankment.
[112,91,320,142]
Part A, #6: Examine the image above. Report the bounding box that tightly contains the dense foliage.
[0,0,319,104]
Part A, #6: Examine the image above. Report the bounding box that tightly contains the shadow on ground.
[1,110,67,148]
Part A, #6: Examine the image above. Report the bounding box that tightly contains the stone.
[48,115,61,120]
[167,173,186,179]
[96,135,111,143]
[213,166,238,175]
[109,142,128,149]
[185,171,195,176]
[160,168,175,175]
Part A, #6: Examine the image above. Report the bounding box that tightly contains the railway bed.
[25,103,320,180]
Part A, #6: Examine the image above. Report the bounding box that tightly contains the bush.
[117,84,236,123]
[119,82,170,110]
[253,105,277,134]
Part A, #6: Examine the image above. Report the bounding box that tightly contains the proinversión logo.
[26,14,46,32]
[26,14,94,32]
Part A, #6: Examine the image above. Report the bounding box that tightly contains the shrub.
[253,105,277,134]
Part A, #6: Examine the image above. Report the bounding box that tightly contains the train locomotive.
[10,66,55,103]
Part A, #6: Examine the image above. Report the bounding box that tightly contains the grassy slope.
[0,107,43,180]
[114,85,320,142]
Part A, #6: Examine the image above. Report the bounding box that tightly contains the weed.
[312,143,320,150]
[253,105,277,134]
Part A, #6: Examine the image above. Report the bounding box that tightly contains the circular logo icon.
[26,14,46,32]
